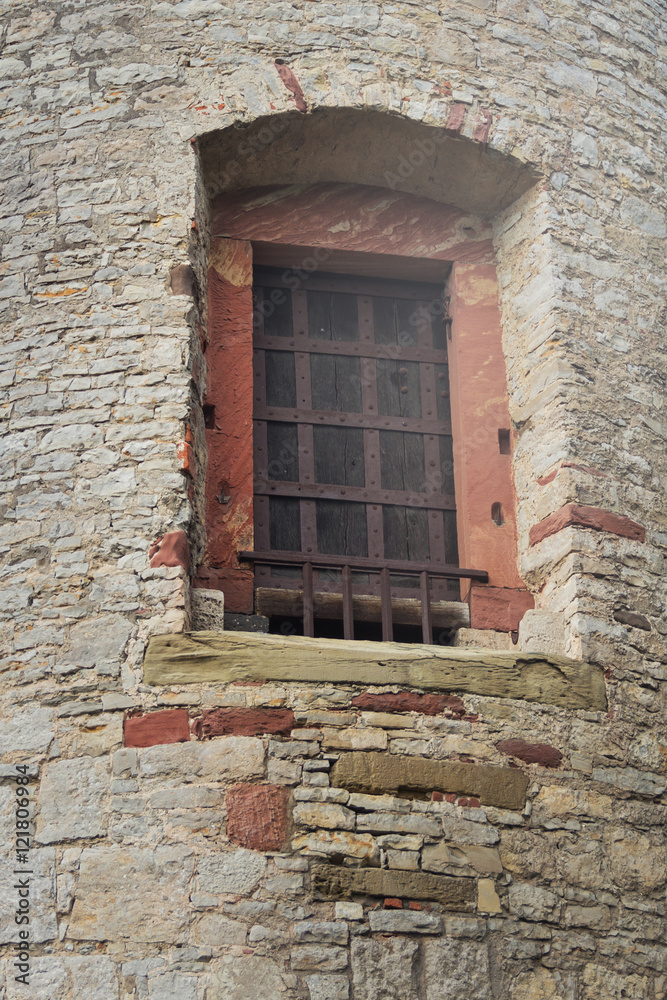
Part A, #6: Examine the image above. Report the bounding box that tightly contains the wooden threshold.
[143,631,607,712]
[255,588,469,629]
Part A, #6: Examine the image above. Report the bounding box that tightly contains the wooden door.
[252,268,458,603]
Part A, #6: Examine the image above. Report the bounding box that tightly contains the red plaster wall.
[446,262,524,595]
[196,238,255,612]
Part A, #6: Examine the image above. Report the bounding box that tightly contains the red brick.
[431,790,443,802]
[384,898,403,909]
[496,739,563,769]
[473,108,492,143]
[350,692,465,717]
[148,529,190,573]
[445,102,466,133]
[124,709,190,748]
[226,783,290,851]
[529,503,645,547]
[198,707,295,739]
[468,586,534,631]
[408,901,423,910]
[468,797,480,808]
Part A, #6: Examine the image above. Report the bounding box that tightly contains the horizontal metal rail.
[241,550,487,644]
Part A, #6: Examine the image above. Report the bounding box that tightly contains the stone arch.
[198,106,538,216]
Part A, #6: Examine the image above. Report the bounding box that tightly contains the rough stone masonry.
[1,1,667,999]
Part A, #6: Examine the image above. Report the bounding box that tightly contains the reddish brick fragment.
[226,783,290,851]
[468,587,534,632]
[445,794,457,804]
[496,738,563,769]
[431,790,443,802]
[473,108,492,143]
[149,529,190,573]
[274,61,307,112]
[384,898,403,909]
[445,102,466,133]
[456,797,469,807]
[408,901,422,910]
[198,707,295,739]
[124,709,190,748]
[468,797,480,808]
[350,692,465,717]
[529,503,645,546]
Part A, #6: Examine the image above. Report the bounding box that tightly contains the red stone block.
[445,793,457,804]
[148,529,190,573]
[445,102,466,133]
[350,692,466,717]
[198,707,295,739]
[529,503,645,547]
[431,790,443,802]
[124,709,191,748]
[408,901,422,910]
[468,586,534,632]
[384,898,403,909]
[468,797,480,808]
[473,108,492,143]
[496,739,563,769]
[456,797,469,807]
[226,784,290,851]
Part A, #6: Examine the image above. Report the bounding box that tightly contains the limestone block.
[292,830,379,861]
[290,945,348,972]
[508,883,561,922]
[477,878,502,913]
[452,628,513,650]
[369,909,443,934]
[422,939,492,1000]
[68,712,123,757]
[4,955,119,1000]
[508,966,568,999]
[607,831,667,892]
[192,912,247,947]
[68,845,194,942]
[335,901,363,920]
[207,955,288,1000]
[517,610,567,656]
[581,964,649,1000]
[190,589,225,631]
[137,736,265,781]
[148,972,198,1000]
[321,726,388,750]
[0,848,56,944]
[356,812,441,837]
[196,848,267,895]
[422,842,502,875]
[293,801,356,831]
[351,938,419,1000]
[36,756,109,843]
[294,921,349,945]
[0,705,55,755]
[306,974,350,1000]
[66,614,133,673]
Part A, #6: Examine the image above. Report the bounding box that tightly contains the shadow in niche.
[199,106,539,216]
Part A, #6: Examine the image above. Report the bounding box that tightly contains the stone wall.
[1,1,666,998]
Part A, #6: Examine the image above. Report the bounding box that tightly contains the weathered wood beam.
[143,631,607,712]
[255,589,469,629]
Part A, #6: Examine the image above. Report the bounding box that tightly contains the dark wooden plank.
[256,480,455,510]
[420,571,432,644]
[266,422,298,481]
[256,405,451,435]
[380,567,393,641]
[395,297,420,347]
[303,562,314,637]
[265,350,296,408]
[255,266,442,301]
[258,286,293,338]
[383,504,430,563]
[420,361,438,422]
[240,549,488,580]
[307,289,333,341]
[435,363,451,422]
[311,354,363,413]
[342,564,354,640]
[255,588,470,628]
[376,359,422,418]
[269,496,301,551]
[313,426,365,486]
[255,334,448,365]
[380,430,425,493]
[373,296,397,346]
[316,499,368,557]
[440,435,455,495]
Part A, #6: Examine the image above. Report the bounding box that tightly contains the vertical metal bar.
[380,567,393,642]
[342,564,354,640]
[303,562,314,637]
[420,570,432,645]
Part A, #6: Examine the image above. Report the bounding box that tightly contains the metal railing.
[240,550,488,643]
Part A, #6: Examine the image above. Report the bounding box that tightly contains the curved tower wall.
[1,3,666,998]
